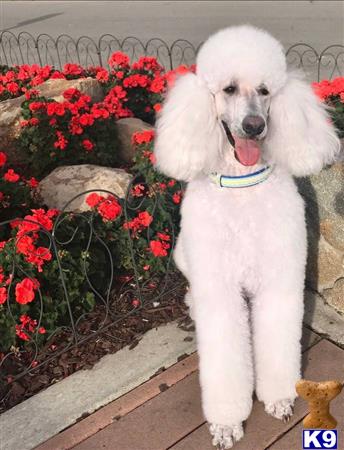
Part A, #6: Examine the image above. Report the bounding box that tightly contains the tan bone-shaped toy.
[296,379,343,429]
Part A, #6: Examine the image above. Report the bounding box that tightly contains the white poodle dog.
[154,25,340,448]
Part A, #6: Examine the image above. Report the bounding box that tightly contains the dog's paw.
[265,398,294,422]
[209,422,244,449]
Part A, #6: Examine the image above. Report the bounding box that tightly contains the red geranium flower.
[6,82,19,95]
[47,102,66,116]
[63,88,81,100]
[63,63,84,77]
[4,169,20,182]
[96,69,109,83]
[149,240,169,257]
[15,278,38,305]
[0,287,7,305]
[149,75,165,94]
[0,152,7,167]
[157,232,170,241]
[97,197,122,221]
[132,130,154,145]
[172,191,182,204]
[86,192,104,207]
[137,211,153,227]
[82,139,94,152]
[26,246,52,272]
[108,51,130,68]
[29,101,45,112]
[16,235,35,256]
[27,177,39,188]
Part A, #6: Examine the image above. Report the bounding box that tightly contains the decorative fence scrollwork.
[0,31,343,80]
[0,180,187,411]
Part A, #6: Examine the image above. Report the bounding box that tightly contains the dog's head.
[154,25,340,181]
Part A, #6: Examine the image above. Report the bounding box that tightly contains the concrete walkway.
[35,327,344,450]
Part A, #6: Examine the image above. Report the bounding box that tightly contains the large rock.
[298,161,344,313]
[116,118,153,163]
[306,233,344,293]
[298,163,344,251]
[323,278,344,313]
[0,78,104,162]
[38,164,132,212]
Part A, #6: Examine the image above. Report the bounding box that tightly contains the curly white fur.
[154,25,340,449]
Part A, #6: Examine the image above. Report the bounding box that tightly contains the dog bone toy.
[296,379,343,429]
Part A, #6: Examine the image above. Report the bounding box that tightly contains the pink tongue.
[234,137,261,166]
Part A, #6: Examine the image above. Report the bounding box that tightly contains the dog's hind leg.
[173,234,195,319]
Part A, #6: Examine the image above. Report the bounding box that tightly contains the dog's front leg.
[252,283,304,421]
[192,278,254,448]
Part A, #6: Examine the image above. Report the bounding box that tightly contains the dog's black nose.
[242,115,265,137]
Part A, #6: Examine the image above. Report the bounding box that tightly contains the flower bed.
[0,53,196,411]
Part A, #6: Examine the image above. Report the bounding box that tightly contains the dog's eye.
[223,85,237,95]
[258,86,269,96]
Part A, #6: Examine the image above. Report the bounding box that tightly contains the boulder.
[306,233,344,292]
[38,164,132,212]
[0,77,104,162]
[298,161,344,313]
[298,163,344,251]
[323,278,344,313]
[116,118,153,163]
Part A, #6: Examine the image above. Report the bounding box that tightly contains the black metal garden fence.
[0,179,187,412]
[0,31,343,80]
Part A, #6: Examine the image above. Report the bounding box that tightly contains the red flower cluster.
[131,183,145,197]
[0,63,88,102]
[15,313,46,341]
[312,77,344,102]
[108,52,130,68]
[132,56,164,74]
[132,130,155,145]
[15,278,40,305]
[102,85,133,118]
[0,152,7,167]
[3,169,20,183]
[172,190,183,204]
[85,193,122,221]
[11,208,58,272]
[123,211,153,235]
[149,232,171,257]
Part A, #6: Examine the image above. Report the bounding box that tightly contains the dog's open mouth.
[222,121,261,166]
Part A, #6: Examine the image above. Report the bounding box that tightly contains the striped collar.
[209,165,274,188]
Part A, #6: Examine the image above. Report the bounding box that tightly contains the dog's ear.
[264,71,340,177]
[154,73,224,181]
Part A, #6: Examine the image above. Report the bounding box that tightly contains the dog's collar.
[209,165,274,188]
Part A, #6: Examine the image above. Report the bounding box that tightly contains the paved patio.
[36,327,344,450]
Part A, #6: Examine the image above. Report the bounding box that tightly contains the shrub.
[16,88,121,178]
[0,151,38,226]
